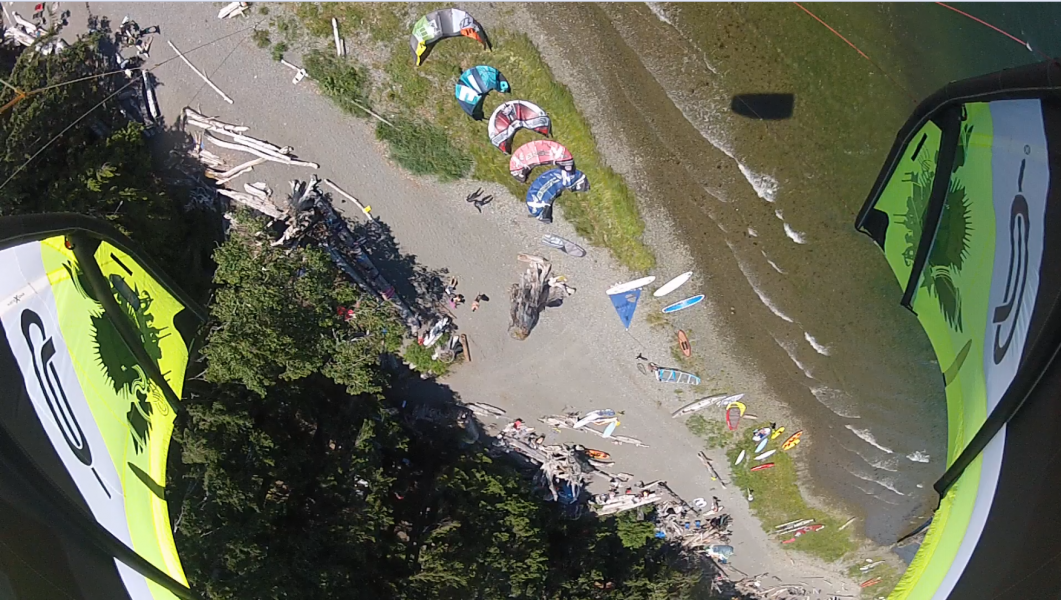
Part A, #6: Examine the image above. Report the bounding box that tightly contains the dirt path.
[43,2,863,595]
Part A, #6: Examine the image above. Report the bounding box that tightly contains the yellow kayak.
[782,430,803,451]
[771,426,786,440]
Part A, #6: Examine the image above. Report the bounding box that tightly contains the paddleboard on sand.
[663,294,705,314]
[725,401,746,430]
[654,271,693,297]
[771,426,786,440]
[541,234,586,257]
[755,437,770,453]
[750,463,775,472]
[782,430,803,451]
[677,330,692,357]
[735,450,746,465]
[606,276,656,296]
[755,449,776,461]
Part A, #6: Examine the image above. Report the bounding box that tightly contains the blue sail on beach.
[609,289,640,330]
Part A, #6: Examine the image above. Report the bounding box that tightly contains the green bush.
[375,120,472,181]
[303,50,371,117]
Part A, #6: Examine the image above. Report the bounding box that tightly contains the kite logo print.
[992,160,1031,365]
[20,308,93,467]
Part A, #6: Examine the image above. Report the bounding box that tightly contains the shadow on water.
[730,93,795,120]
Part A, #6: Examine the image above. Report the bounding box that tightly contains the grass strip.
[724,428,856,562]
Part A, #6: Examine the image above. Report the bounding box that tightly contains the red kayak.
[750,463,775,472]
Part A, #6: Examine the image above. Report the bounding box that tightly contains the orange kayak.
[585,449,612,461]
[677,330,692,357]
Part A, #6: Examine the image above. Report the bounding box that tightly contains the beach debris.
[609,435,648,448]
[421,317,448,348]
[573,409,616,429]
[168,40,233,104]
[216,188,282,219]
[839,517,857,531]
[697,451,727,488]
[331,17,345,56]
[466,402,506,419]
[456,66,509,120]
[218,2,250,19]
[411,8,489,66]
[4,9,69,53]
[184,108,319,169]
[460,334,471,362]
[323,178,372,219]
[279,58,309,85]
[525,167,589,223]
[509,255,552,340]
[693,497,708,509]
[706,544,734,564]
[243,182,272,201]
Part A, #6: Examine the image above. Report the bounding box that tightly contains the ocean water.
[527,3,1061,543]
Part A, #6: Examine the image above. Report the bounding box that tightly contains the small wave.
[737,163,779,203]
[772,335,814,380]
[747,227,758,237]
[751,283,794,323]
[846,425,893,454]
[784,222,807,244]
[843,443,897,472]
[645,2,675,26]
[762,251,785,274]
[812,386,861,418]
[907,451,931,463]
[774,208,784,221]
[847,468,906,496]
[804,332,830,356]
[728,241,795,323]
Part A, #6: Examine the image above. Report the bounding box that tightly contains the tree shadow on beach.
[345,216,450,317]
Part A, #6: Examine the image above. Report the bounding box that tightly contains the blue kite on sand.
[609,289,641,330]
[526,168,590,223]
[455,65,509,120]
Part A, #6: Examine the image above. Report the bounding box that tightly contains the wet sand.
[520,2,950,543]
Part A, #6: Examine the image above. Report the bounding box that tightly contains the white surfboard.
[606,276,656,296]
[653,271,693,297]
[735,450,746,465]
[755,449,777,461]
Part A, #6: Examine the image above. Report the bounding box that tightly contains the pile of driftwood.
[495,420,594,504]
[509,255,573,340]
[3,11,68,53]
